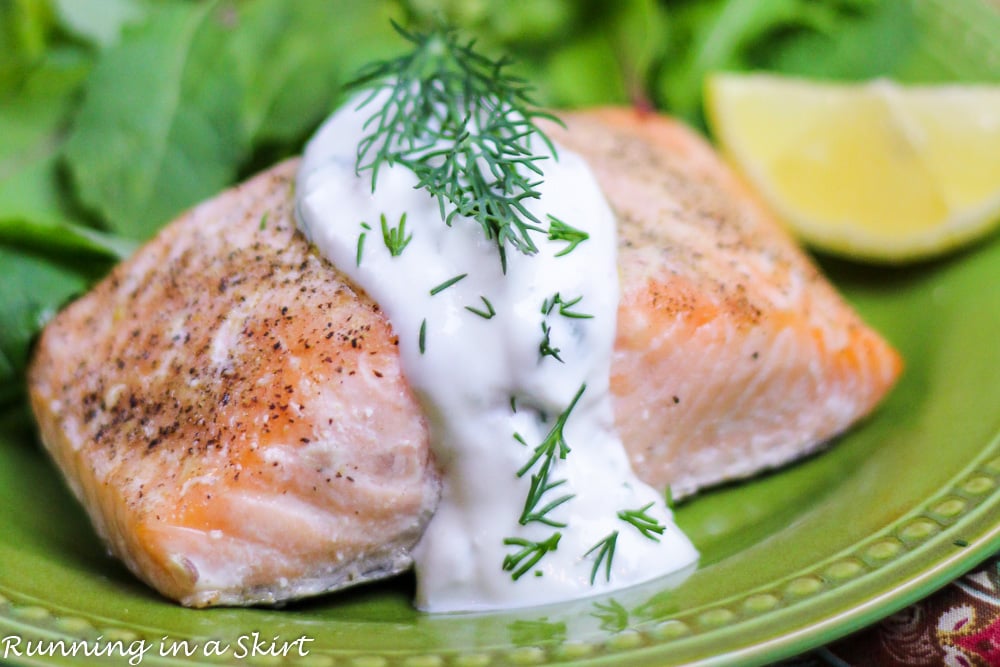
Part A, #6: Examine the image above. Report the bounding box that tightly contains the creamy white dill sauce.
[295,97,698,612]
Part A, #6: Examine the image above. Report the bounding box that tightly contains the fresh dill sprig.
[465,296,496,319]
[581,504,665,587]
[519,459,573,527]
[259,212,269,230]
[347,21,562,269]
[356,221,372,266]
[512,384,585,529]
[516,384,585,475]
[419,318,427,354]
[380,212,412,256]
[430,273,468,296]
[503,532,561,581]
[547,215,589,257]
[542,293,593,319]
[617,503,666,541]
[585,531,619,584]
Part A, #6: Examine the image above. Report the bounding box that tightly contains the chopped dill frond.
[542,293,593,319]
[546,215,589,257]
[380,212,412,256]
[502,532,561,581]
[429,273,468,296]
[539,321,562,362]
[585,531,619,584]
[465,296,496,319]
[618,502,666,541]
[356,221,372,266]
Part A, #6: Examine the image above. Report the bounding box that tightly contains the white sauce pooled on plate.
[295,96,698,612]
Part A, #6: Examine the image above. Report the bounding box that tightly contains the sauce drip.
[295,96,698,612]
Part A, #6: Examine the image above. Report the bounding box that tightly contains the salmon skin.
[28,108,901,607]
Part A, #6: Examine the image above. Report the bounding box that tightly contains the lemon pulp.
[705,73,1000,262]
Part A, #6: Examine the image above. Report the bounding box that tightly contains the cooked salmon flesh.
[27,108,901,607]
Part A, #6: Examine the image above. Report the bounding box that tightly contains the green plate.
[1,228,999,666]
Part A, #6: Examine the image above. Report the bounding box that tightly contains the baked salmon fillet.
[28,108,901,607]
[546,109,902,497]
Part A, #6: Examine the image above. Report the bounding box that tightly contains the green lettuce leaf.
[52,0,146,49]
[0,0,57,94]
[656,0,1000,129]
[0,46,92,226]
[656,0,882,124]
[0,245,108,406]
[0,218,135,260]
[231,0,403,149]
[64,0,249,239]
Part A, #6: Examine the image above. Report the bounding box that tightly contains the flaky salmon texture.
[28,108,902,608]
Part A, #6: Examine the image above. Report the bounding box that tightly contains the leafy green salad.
[2,0,997,408]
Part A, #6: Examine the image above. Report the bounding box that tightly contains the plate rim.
[1,429,998,667]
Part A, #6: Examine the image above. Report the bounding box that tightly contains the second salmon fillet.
[28,108,901,607]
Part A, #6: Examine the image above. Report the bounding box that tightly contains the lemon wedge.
[705,73,1000,263]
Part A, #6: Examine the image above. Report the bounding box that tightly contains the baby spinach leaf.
[655,0,883,125]
[505,1,670,109]
[0,46,93,227]
[536,28,630,107]
[0,218,135,260]
[231,0,404,149]
[655,0,1000,131]
[0,0,58,93]
[751,1,917,80]
[889,0,1000,84]
[0,246,103,406]
[52,0,147,49]
[64,0,249,240]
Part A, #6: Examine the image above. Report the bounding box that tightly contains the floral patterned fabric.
[786,555,1000,666]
